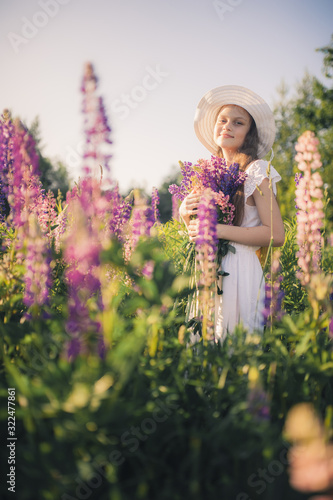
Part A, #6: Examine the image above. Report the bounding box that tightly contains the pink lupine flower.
[81,62,112,177]
[151,187,160,223]
[127,191,155,256]
[107,183,133,242]
[0,110,14,191]
[28,175,58,240]
[295,131,324,285]
[142,260,155,280]
[195,189,218,341]
[3,118,41,228]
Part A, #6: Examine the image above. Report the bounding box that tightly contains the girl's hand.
[179,190,201,222]
[188,218,200,242]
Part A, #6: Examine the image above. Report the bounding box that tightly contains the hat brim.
[194,85,276,159]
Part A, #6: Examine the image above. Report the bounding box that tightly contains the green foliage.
[157,218,190,275]
[279,219,308,314]
[1,221,332,500]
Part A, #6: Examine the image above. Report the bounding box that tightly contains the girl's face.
[214,105,252,155]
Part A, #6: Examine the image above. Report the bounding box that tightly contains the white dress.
[214,160,281,341]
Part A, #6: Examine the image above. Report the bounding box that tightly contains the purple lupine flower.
[53,204,68,253]
[220,161,246,198]
[23,215,52,314]
[196,189,218,264]
[142,260,154,280]
[7,119,41,227]
[197,156,228,192]
[0,178,6,222]
[151,187,160,223]
[169,161,196,201]
[81,62,112,176]
[195,189,218,341]
[169,156,246,210]
[130,193,155,250]
[0,110,14,193]
[28,175,58,239]
[131,203,145,250]
[108,184,133,241]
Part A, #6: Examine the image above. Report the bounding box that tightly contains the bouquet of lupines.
[169,156,247,290]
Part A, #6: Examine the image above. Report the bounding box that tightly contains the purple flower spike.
[195,189,218,341]
[0,110,14,195]
[151,187,160,223]
[81,62,112,177]
[196,190,218,260]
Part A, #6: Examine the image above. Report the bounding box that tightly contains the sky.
[1,0,332,194]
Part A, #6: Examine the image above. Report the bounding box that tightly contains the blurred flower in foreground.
[284,403,333,495]
[295,131,324,286]
[196,188,217,342]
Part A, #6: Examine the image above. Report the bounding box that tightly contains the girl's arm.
[188,178,285,247]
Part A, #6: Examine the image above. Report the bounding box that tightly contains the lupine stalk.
[151,187,160,224]
[0,109,14,193]
[108,183,133,241]
[6,118,41,228]
[126,191,155,258]
[81,62,112,177]
[295,131,324,285]
[195,189,218,342]
[169,160,196,201]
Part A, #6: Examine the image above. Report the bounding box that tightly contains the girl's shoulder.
[244,159,282,199]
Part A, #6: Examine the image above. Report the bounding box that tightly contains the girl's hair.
[215,106,260,226]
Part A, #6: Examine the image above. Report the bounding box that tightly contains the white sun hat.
[194,85,276,159]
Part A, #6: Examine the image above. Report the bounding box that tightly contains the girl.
[179,85,285,341]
